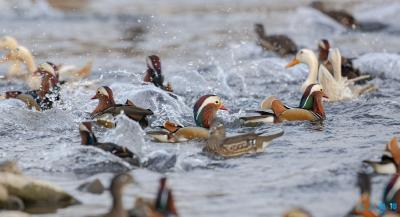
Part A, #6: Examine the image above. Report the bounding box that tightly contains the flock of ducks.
[0,1,396,217]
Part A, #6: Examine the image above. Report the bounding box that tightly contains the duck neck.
[110,189,126,217]
[196,105,218,129]
[305,54,319,86]
[312,93,325,119]
[80,131,97,145]
[318,49,328,63]
[92,97,115,115]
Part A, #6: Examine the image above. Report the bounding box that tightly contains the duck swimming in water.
[363,137,399,175]
[310,1,387,32]
[286,48,375,101]
[254,23,297,56]
[79,122,140,166]
[193,95,227,129]
[129,177,179,217]
[147,120,209,143]
[90,86,154,128]
[255,84,327,123]
[204,122,283,158]
[0,36,92,89]
[144,55,173,92]
[1,62,61,111]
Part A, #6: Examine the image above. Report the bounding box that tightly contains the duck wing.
[279,108,322,121]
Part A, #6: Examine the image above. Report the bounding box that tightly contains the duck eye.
[215,101,219,104]
[97,91,100,94]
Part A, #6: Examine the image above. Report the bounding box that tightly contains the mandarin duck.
[147,120,209,143]
[79,122,140,166]
[345,173,379,217]
[363,137,399,175]
[253,84,327,123]
[1,63,61,111]
[0,36,92,89]
[254,23,297,56]
[144,55,173,92]
[129,177,178,217]
[204,122,283,158]
[90,86,153,128]
[193,95,227,129]
[240,84,323,125]
[88,173,134,217]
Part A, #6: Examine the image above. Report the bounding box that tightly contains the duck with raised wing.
[193,95,227,129]
[0,36,92,89]
[363,137,399,175]
[88,173,134,217]
[286,48,375,101]
[144,55,173,92]
[310,1,387,32]
[318,39,364,80]
[147,120,209,143]
[204,122,283,158]
[254,23,297,56]
[240,84,322,125]
[129,177,178,217]
[79,122,140,166]
[90,86,153,128]
[1,63,61,111]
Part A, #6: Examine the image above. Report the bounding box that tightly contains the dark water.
[0,0,400,216]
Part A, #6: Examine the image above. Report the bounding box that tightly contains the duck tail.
[75,61,93,78]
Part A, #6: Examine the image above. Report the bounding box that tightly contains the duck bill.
[285,59,300,68]
[91,95,97,100]
[219,105,228,111]
[322,93,329,99]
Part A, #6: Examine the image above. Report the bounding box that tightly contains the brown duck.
[144,55,173,92]
[204,122,283,158]
[129,177,178,217]
[254,23,297,56]
[91,86,153,128]
[88,173,134,217]
[79,122,140,166]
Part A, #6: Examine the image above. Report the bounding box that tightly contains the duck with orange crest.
[0,35,92,89]
[193,94,227,129]
[90,86,153,128]
[240,84,325,125]
[0,63,61,111]
[129,177,179,217]
[144,55,173,92]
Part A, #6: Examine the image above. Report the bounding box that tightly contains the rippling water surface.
[1,0,400,216]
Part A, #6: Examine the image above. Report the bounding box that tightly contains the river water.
[0,0,400,216]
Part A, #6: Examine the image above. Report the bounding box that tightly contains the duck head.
[145,55,163,87]
[163,121,183,133]
[299,84,327,110]
[286,49,318,68]
[0,36,18,50]
[208,122,226,144]
[254,23,266,37]
[310,87,327,119]
[91,86,116,115]
[79,122,97,145]
[318,39,330,62]
[155,177,178,215]
[35,63,59,98]
[5,91,22,99]
[193,95,227,129]
[45,61,61,81]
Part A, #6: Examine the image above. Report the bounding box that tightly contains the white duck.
[286,48,375,101]
[0,36,92,89]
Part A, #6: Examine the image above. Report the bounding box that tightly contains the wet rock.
[143,151,177,173]
[77,179,105,195]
